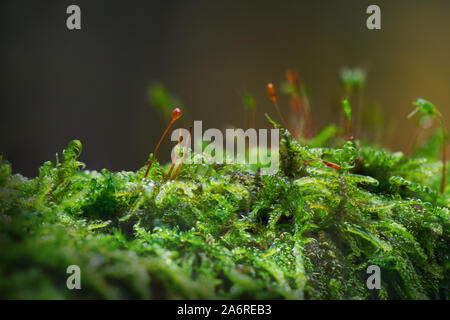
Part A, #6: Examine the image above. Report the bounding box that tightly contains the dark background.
[1,0,449,177]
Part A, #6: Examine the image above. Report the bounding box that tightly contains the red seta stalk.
[295,158,342,171]
[171,126,192,180]
[267,83,295,136]
[143,107,182,179]
[442,135,446,194]
[167,129,183,178]
[286,70,313,139]
[437,116,447,194]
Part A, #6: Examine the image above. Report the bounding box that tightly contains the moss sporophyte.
[267,83,294,137]
[0,68,448,299]
[283,70,313,139]
[144,107,181,179]
[408,98,448,194]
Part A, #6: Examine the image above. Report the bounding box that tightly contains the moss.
[0,116,449,300]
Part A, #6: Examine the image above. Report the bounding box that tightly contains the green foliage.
[408,98,447,142]
[407,98,447,195]
[147,83,183,120]
[306,124,341,148]
[281,81,300,96]
[414,129,443,160]
[1,127,448,299]
[409,98,438,119]
[242,93,256,112]
[339,67,366,93]
[342,98,352,121]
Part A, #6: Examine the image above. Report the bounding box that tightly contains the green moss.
[0,119,449,299]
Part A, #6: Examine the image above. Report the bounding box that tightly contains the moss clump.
[0,117,449,299]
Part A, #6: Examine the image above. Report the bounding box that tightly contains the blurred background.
[1,0,449,177]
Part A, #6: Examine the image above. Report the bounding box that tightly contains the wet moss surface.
[0,125,449,299]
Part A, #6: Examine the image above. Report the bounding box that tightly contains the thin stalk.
[172,126,192,180]
[295,158,342,171]
[167,129,182,178]
[299,85,313,139]
[355,89,364,137]
[143,108,181,179]
[437,114,447,194]
[273,100,291,133]
[346,119,353,137]
[442,131,446,194]
[267,83,295,136]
